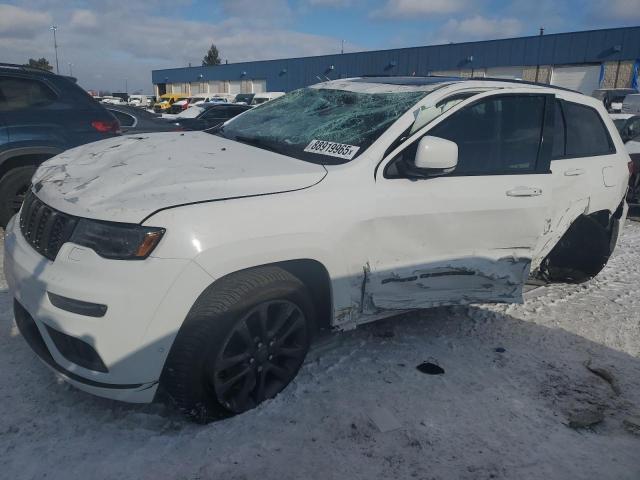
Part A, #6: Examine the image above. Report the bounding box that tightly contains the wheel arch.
[0,146,62,179]
[192,259,334,336]
[540,202,624,283]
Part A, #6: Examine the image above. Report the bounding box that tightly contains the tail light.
[91,120,120,134]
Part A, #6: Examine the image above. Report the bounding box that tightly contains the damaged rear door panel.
[368,92,555,311]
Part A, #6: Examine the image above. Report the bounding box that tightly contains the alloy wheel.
[210,300,308,413]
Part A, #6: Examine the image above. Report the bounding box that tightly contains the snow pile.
[1,224,640,479]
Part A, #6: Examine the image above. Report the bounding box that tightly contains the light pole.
[68,63,73,76]
[50,25,59,74]
[125,78,128,93]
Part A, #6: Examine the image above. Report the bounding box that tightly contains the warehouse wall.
[153,27,640,92]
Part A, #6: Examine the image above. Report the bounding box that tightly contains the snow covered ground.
[1,224,640,480]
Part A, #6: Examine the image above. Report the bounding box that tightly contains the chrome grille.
[19,191,78,261]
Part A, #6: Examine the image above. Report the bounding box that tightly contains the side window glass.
[563,102,614,157]
[409,92,478,135]
[426,95,545,174]
[551,101,566,159]
[203,109,223,119]
[226,108,246,118]
[0,77,57,111]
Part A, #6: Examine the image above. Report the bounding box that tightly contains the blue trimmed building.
[152,26,640,98]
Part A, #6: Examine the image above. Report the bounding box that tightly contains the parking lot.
[1,220,639,480]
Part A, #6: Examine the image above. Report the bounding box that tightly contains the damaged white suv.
[4,77,629,421]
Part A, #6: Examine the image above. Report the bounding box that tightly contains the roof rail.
[470,76,582,94]
[0,62,56,75]
[359,73,582,94]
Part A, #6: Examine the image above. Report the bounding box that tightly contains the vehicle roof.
[0,62,56,76]
[313,76,584,96]
[353,76,461,86]
[0,63,78,84]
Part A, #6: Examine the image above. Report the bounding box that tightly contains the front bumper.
[4,214,213,402]
[13,300,157,402]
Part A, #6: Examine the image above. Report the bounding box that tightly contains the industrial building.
[152,26,640,98]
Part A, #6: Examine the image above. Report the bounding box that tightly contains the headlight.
[70,219,165,260]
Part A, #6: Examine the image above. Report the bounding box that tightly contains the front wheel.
[161,266,313,422]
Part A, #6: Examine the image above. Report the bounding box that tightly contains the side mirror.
[413,136,458,174]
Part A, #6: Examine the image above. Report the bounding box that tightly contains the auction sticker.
[304,140,360,160]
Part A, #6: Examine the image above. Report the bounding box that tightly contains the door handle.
[506,187,542,197]
[564,168,585,176]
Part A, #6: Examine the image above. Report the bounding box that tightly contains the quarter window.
[426,95,545,174]
[562,101,614,157]
[0,76,57,111]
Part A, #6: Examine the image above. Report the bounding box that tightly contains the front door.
[367,92,555,311]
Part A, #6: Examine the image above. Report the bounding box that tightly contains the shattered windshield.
[216,87,427,164]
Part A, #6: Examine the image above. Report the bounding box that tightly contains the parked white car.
[100,96,125,105]
[4,77,629,422]
[161,105,205,120]
[191,95,228,105]
[127,95,151,108]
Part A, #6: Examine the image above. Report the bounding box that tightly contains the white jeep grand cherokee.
[4,77,630,421]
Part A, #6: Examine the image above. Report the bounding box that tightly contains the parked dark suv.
[0,63,119,226]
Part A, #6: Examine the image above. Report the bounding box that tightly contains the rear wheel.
[0,166,37,228]
[161,266,313,422]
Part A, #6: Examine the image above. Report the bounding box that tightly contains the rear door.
[533,99,621,263]
[0,74,66,150]
[368,92,555,311]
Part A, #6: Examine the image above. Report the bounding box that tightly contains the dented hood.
[32,132,327,223]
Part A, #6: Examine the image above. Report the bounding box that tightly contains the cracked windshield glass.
[217,87,427,164]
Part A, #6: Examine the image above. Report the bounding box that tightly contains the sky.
[1,0,639,93]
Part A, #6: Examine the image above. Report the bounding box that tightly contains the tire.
[0,166,37,228]
[161,266,314,423]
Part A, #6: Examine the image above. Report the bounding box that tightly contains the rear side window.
[562,101,614,157]
[0,76,57,111]
[427,95,545,174]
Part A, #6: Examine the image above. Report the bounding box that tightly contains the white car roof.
[312,76,584,97]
